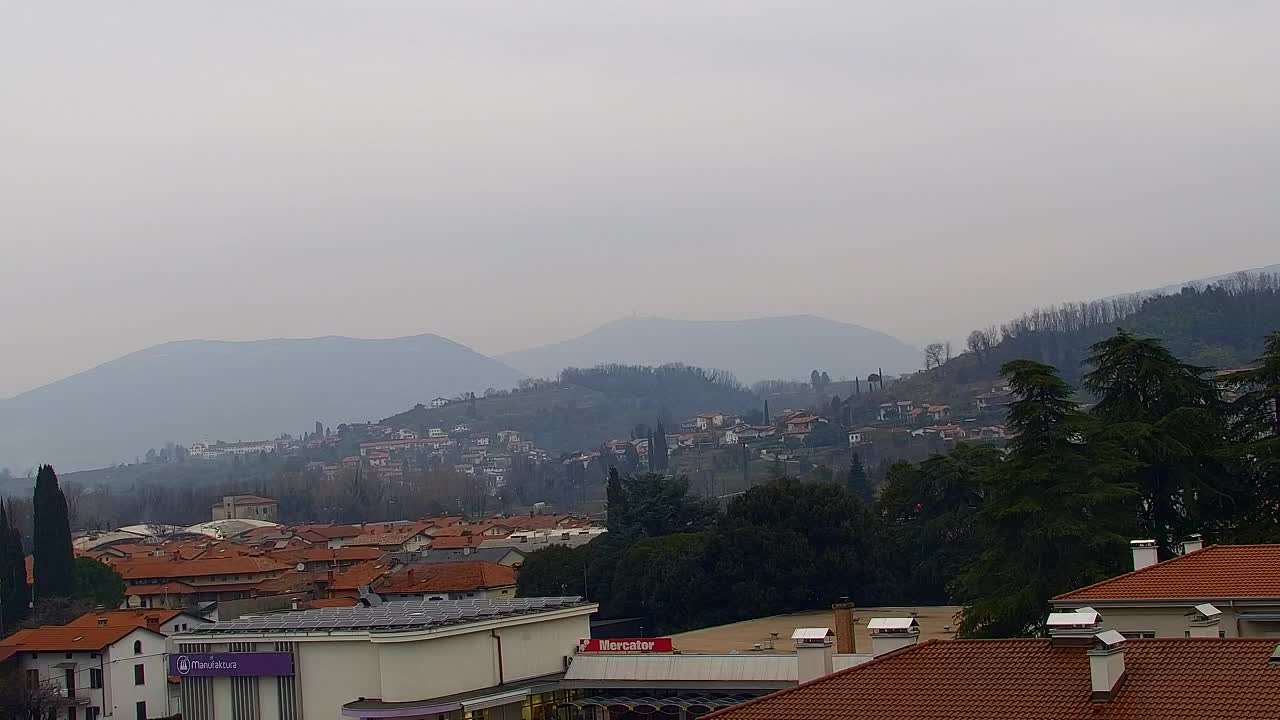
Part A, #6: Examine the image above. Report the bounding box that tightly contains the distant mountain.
[499,315,920,384]
[0,335,524,472]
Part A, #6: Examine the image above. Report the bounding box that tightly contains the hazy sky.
[2,1,1278,398]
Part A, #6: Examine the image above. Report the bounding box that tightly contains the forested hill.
[382,364,758,453]
[892,273,1280,400]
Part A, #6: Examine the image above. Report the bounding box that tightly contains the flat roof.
[179,597,588,637]
[669,606,961,655]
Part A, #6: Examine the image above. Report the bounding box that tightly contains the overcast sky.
[2,1,1277,398]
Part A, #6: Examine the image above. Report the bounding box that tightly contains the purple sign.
[169,652,294,677]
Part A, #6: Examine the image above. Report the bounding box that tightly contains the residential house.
[1051,540,1280,638]
[374,561,517,601]
[702,626,1280,720]
[427,427,447,439]
[496,430,521,444]
[0,624,171,720]
[210,494,278,522]
[395,428,419,440]
[926,404,952,422]
[67,608,208,636]
[694,412,727,431]
[430,397,450,408]
[417,546,525,567]
[117,556,291,608]
[345,523,434,553]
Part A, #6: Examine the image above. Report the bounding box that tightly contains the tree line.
[519,328,1280,636]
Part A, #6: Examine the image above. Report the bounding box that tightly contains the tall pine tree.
[0,501,30,632]
[846,452,873,503]
[33,464,75,599]
[955,360,1134,638]
[1222,332,1280,540]
[1084,330,1232,557]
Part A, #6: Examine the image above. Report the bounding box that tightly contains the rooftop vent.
[1130,539,1159,571]
[1188,602,1223,638]
[868,617,920,657]
[1181,534,1204,555]
[1048,610,1103,645]
[791,628,834,683]
[1089,630,1128,700]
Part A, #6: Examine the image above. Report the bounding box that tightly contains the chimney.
[144,615,161,630]
[1188,603,1223,638]
[1088,630,1127,700]
[832,598,857,654]
[1181,534,1204,555]
[1130,539,1158,571]
[791,628,835,683]
[867,618,920,657]
[1048,610,1104,646]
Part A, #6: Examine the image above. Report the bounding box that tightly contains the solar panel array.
[188,597,586,635]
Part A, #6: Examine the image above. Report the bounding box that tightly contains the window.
[25,669,38,688]
[67,708,76,720]
[1120,631,1156,639]
[134,664,145,685]
[135,701,146,720]
[133,640,143,655]
[65,668,76,694]
[66,652,74,659]
[87,708,100,720]
[89,669,103,689]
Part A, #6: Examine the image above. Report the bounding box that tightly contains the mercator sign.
[578,638,673,653]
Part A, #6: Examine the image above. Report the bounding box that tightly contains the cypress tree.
[0,501,29,632]
[763,400,770,425]
[33,464,75,599]
[652,422,669,472]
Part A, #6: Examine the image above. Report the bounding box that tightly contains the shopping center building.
[170,596,593,720]
[168,596,940,720]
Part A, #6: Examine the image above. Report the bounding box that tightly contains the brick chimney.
[1188,603,1223,638]
[832,598,857,654]
[867,618,920,657]
[1088,630,1127,700]
[1130,539,1158,571]
[791,628,835,684]
[144,615,161,631]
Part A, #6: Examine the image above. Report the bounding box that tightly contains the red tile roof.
[0,625,161,652]
[267,546,386,564]
[116,556,289,581]
[301,597,359,609]
[125,581,198,596]
[706,638,1280,720]
[1055,545,1280,601]
[66,609,184,628]
[430,535,487,549]
[327,561,395,591]
[375,561,516,594]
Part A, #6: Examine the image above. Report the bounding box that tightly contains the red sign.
[578,638,674,653]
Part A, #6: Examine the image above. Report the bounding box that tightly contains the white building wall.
[494,615,588,682]
[377,632,497,703]
[298,641,382,720]
[1050,603,1280,638]
[16,649,107,714]
[104,629,171,719]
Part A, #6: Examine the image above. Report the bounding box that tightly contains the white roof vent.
[1048,610,1100,628]
[1193,603,1223,620]
[791,628,834,645]
[867,617,920,633]
[1075,606,1098,616]
[1095,629,1127,649]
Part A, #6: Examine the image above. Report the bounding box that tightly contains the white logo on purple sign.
[177,656,190,675]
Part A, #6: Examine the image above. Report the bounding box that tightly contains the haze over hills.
[499,315,921,384]
[0,335,524,473]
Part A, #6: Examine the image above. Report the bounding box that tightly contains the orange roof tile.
[0,625,161,652]
[115,556,289,581]
[706,638,1280,720]
[327,561,395,591]
[125,581,198,596]
[430,535,488,549]
[375,561,516,594]
[66,609,184,628]
[1055,545,1280,601]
